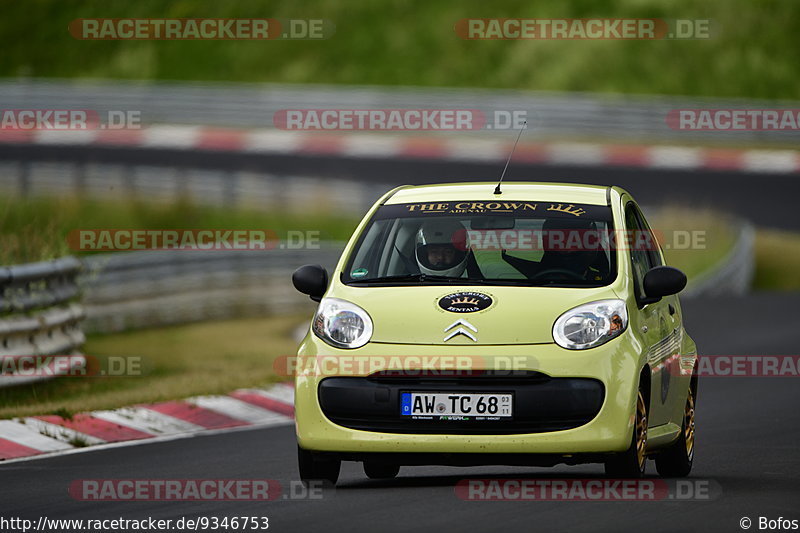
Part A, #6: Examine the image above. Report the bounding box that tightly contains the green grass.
[1,0,798,99]
[0,194,358,265]
[647,206,737,280]
[753,229,800,290]
[0,315,306,420]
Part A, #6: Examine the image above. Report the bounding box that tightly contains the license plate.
[400,392,512,420]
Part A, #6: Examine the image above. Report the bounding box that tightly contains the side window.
[625,203,650,300]
[625,202,665,302]
[634,206,664,269]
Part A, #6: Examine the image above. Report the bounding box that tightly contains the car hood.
[326,284,620,346]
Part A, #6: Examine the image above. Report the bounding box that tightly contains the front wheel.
[605,389,648,478]
[655,385,695,477]
[298,446,341,486]
[364,461,400,480]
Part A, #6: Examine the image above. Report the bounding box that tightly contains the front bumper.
[295,333,643,455]
[319,374,604,434]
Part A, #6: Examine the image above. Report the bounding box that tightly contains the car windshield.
[343,200,616,287]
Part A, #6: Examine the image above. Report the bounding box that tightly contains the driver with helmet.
[414,220,469,277]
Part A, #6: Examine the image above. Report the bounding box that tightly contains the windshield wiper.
[351,274,492,284]
[348,274,602,287]
[520,279,602,287]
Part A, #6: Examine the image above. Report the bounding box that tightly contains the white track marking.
[649,146,703,169]
[0,420,73,452]
[547,143,605,165]
[244,130,304,152]
[237,385,295,406]
[34,130,98,145]
[141,125,200,149]
[188,395,292,425]
[0,421,291,465]
[91,407,204,435]
[743,150,800,173]
[340,135,403,158]
[19,418,105,446]
[0,385,295,465]
[447,139,508,161]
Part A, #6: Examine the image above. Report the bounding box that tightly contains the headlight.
[312,298,373,349]
[552,299,628,350]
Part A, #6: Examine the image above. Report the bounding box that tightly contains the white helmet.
[414,220,469,277]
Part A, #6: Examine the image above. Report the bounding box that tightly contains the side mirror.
[642,266,687,302]
[292,264,328,302]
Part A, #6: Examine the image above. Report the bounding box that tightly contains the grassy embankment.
[1,0,797,99]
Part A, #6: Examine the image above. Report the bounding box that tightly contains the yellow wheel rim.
[635,391,647,470]
[684,387,695,459]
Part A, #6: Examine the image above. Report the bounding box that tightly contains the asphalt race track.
[4,143,800,230]
[1,292,798,533]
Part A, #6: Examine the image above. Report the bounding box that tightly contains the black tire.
[605,388,648,478]
[363,461,400,480]
[655,385,695,477]
[298,446,341,486]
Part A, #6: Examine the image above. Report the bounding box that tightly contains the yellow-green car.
[292,182,698,484]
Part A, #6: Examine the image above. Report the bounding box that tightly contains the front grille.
[318,375,604,435]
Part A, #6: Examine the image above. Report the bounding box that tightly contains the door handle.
[641,325,648,333]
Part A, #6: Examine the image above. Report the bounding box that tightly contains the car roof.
[384,182,611,206]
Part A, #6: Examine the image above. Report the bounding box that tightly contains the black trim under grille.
[318,374,604,435]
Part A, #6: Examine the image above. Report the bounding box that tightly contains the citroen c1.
[291,182,698,485]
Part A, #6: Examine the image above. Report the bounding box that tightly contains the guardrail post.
[0,257,86,388]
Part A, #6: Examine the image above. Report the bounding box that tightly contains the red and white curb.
[1,126,798,174]
[0,382,294,462]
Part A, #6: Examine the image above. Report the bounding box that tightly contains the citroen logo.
[443,319,478,342]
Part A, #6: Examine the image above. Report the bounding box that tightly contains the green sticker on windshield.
[351,268,368,278]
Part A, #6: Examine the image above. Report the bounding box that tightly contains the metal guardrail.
[0,258,86,388]
[1,79,799,144]
[0,164,389,217]
[683,222,755,298]
[80,246,344,332]
[0,256,82,313]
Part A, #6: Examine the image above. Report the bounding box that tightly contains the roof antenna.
[494,120,527,195]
